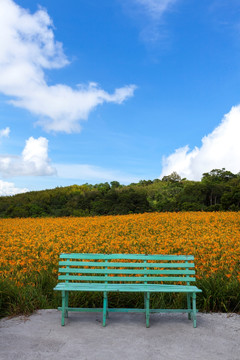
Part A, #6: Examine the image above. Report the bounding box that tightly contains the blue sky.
[0,0,240,195]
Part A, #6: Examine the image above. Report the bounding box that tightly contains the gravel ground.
[0,310,240,360]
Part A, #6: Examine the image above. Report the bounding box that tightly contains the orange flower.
[0,212,240,285]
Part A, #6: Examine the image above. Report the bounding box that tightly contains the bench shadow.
[149,312,204,328]
[62,311,204,328]
[106,312,205,327]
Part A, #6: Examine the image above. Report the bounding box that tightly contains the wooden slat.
[58,268,195,275]
[60,253,194,261]
[54,282,201,292]
[59,261,195,268]
[57,253,198,289]
[58,275,196,282]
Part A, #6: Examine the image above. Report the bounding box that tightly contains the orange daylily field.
[1,212,240,285]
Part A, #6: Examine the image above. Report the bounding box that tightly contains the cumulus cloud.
[0,0,136,133]
[0,136,56,177]
[0,127,10,139]
[160,105,240,180]
[0,180,28,196]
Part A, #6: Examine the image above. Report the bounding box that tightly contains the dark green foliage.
[0,169,239,218]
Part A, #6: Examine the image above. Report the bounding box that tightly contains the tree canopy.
[0,169,239,218]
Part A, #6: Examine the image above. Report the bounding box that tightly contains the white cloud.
[135,0,177,19]
[55,164,141,184]
[160,105,240,180]
[0,180,28,196]
[0,0,136,133]
[0,136,56,177]
[128,0,178,44]
[0,127,10,138]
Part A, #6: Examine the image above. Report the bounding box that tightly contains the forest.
[0,168,240,218]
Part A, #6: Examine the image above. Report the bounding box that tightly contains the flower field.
[1,212,240,316]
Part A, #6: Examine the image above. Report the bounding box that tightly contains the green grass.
[1,272,240,318]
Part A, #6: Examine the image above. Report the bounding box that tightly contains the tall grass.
[1,273,240,318]
[0,272,59,318]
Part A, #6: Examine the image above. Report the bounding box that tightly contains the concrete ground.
[0,310,240,360]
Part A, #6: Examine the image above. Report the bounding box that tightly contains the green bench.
[54,253,202,327]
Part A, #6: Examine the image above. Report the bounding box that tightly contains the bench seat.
[54,282,201,293]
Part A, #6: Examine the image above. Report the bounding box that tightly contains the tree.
[221,187,240,210]
[162,172,181,182]
[110,181,121,189]
[202,168,236,183]
[177,182,206,210]
[201,169,233,207]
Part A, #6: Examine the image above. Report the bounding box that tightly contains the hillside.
[0,169,239,218]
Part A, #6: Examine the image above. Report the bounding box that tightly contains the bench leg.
[65,291,69,318]
[61,291,66,326]
[103,292,108,327]
[192,293,197,328]
[187,293,191,320]
[145,292,150,328]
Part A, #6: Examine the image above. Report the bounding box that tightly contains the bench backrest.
[58,254,196,285]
